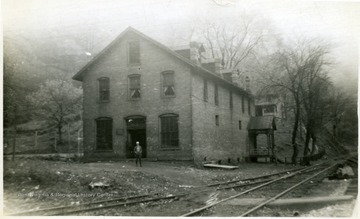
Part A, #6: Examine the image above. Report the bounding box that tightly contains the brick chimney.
[174,47,191,60]
[190,41,205,66]
[220,69,233,82]
[202,58,221,75]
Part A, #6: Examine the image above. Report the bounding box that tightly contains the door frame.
[124,115,147,158]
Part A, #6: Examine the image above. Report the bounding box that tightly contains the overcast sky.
[3,0,359,92]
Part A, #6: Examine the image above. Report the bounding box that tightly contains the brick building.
[73,27,255,163]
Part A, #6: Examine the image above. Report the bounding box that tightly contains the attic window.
[162,71,175,97]
[128,41,140,65]
[129,74,141,99]
[98,77,110,101]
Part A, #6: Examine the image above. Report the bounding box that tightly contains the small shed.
[247,116,277,162]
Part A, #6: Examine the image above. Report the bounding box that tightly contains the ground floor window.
[96,117,113,150]
[160,114,179,148]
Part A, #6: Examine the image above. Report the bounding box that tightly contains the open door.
[125,116,146,158]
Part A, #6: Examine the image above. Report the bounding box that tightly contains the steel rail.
[10,166,309,216]
[10,170,307,216]
[9,161,332,216]
[59,164,326,216]
[52,194,183,215]
[207,166,306,187]
[10,193,154,216]
[10,178,263,216]
[180,163,324,217]
[239,163,338,217]
[218,165,326,191]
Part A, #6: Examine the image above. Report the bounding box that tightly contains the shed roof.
[248,116,277,131]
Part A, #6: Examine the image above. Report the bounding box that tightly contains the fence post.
[68,124,71,152]
[12,127,17,161]
[77,136,80,155]
[77,129,82,156]
[54,134,57,152]
[34,131,38,148]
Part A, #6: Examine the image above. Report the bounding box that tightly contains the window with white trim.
[129,74,141,99]
[162,71,175,97]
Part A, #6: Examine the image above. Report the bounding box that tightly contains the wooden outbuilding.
[247,116,277,162]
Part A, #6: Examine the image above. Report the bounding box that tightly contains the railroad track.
[10,164,315,216]
[345,154,358,198]
[11,193,181,216]
[10,160,342,216]
[238,163,339,217]
[180,162,336,216]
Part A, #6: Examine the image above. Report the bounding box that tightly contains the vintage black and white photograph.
[2,0,359,217]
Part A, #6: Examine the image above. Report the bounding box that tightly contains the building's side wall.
[191,73,254,163]
[82,31,193,160]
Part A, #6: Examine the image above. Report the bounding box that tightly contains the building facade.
[73,27,254,163]
[255,94,286,119]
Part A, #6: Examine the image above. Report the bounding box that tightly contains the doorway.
[125,116,147,158]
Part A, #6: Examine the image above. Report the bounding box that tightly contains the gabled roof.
[248,116,277,131]
[72,26,252,98]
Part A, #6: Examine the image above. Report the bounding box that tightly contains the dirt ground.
[2,158,356,216]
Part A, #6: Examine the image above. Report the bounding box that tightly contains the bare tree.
[4,42,35,160]
[333,93,358,145]
[257,46,306,164]
[257,39,332,164]
[296,41,332,160]
[27,80,82,144]
[327,89,355,140]
[195,14,267,70]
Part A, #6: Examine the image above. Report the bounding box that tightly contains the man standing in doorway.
[134,141,143,167]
